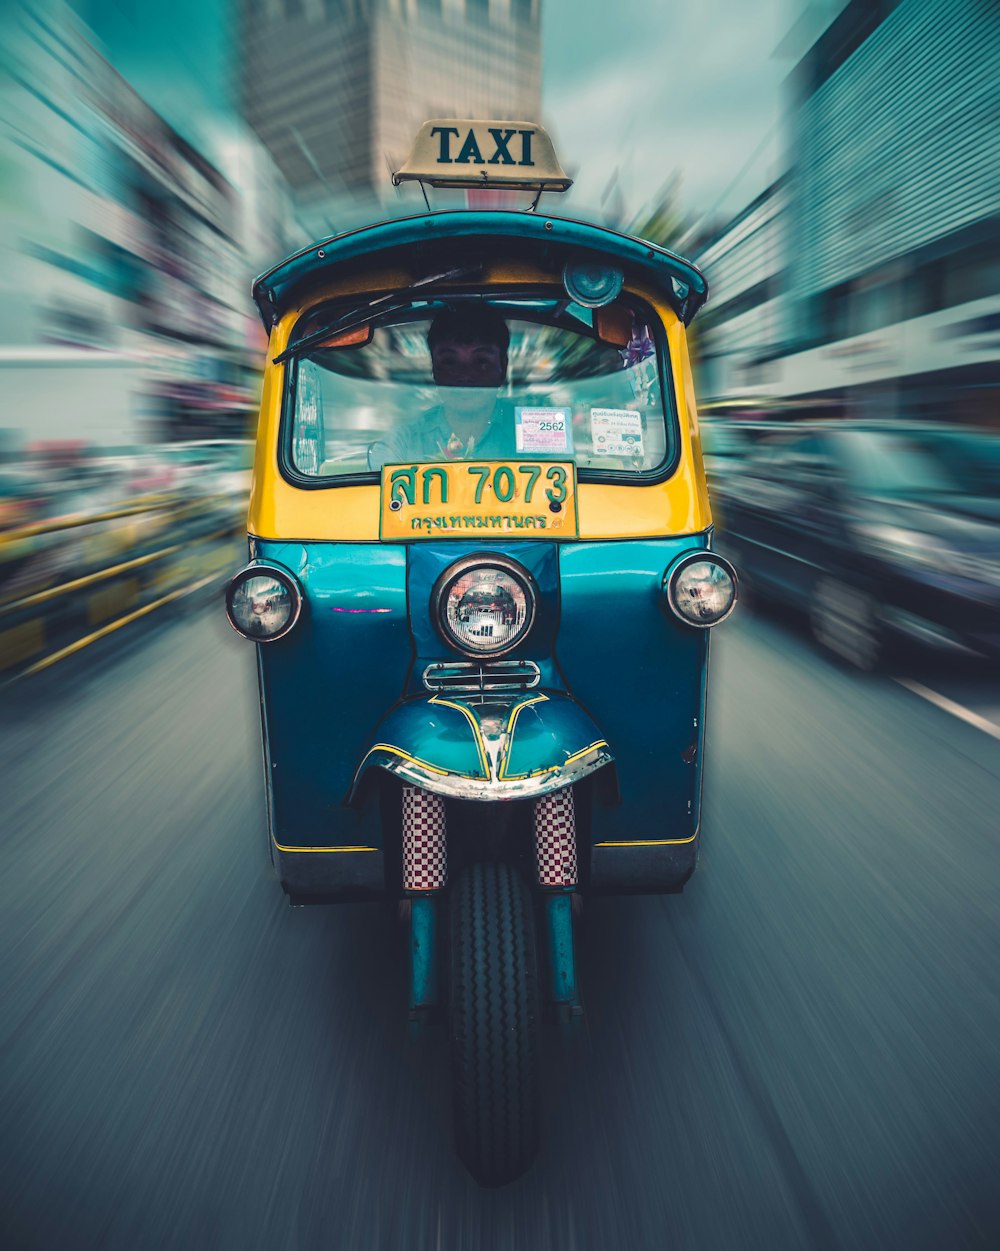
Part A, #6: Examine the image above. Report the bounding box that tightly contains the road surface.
[2,602,998,1249]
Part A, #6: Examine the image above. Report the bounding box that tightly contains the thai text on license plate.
[380,461,578,540]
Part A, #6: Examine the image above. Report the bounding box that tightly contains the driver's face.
[431,339,506,389]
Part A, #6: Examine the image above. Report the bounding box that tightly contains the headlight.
[226,563,302,642]
[664,553,738,627]
[433,555,536,656]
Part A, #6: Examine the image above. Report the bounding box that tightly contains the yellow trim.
[497,694,549,780]
[594,835,698,846]
[500,714,608,783]
[678,327,712,525]
[355,742,451,777]
[504,693,548,735]
[427,695,491,777]
[563,739,609,766]
[246,266,713,542]
[272,839,378,853]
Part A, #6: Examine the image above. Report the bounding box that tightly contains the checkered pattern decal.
[533,787,578,889]
[402,785,448,892]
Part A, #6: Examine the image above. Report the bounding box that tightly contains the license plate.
[380,461,578,541]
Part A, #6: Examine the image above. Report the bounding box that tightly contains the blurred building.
[0,0,268,445]
[240,0,542,225]
[695,0,1000,424]
[220,135,304,282]
[692,178,787,402]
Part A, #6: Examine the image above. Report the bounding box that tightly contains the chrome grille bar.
[422,660,541,694]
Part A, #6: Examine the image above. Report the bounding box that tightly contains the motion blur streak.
[0,605,997,1249]
[1,0,999,1245]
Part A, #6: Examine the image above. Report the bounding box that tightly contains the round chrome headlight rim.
[225,561,303,643]
[663,551,739,629]
[431,553,537,658]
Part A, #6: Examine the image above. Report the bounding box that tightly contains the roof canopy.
[252,211,709,330]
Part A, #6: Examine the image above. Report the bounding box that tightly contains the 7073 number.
[467,463,568,505]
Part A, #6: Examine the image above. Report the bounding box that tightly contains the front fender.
[349,692,614,802]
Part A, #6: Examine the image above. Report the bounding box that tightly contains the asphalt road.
[2,601,998,1250]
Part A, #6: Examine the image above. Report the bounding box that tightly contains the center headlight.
[433,556,536,656]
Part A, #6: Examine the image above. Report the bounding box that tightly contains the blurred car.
[700,417,758,481]
[714,422,1000,669]
[0,466,45,531]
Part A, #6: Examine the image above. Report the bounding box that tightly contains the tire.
[449,861,541,1186]
[810,575,884,672]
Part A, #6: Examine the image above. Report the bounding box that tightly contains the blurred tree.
[630,179,684,250]
[628,176,702,365]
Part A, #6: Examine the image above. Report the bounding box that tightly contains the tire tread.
[449,862,540,1186]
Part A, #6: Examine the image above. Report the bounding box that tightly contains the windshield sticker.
[515,407,573,454]
[590,408,644,458]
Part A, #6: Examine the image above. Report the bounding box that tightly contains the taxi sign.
[380,460,578,541]
[392,120,572,192]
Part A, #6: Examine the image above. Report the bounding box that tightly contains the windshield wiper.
[272,264,483,365]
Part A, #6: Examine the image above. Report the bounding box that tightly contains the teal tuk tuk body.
[242,210,720,905]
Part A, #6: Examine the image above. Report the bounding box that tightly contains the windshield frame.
[276,285,682,491]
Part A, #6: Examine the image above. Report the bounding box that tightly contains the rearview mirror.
[313,323,374,349]
[593,305,631,348]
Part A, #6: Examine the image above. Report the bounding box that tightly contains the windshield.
[838,430,968,495]
[283,294,675,481]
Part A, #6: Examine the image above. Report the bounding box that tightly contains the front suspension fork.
[401,785,582,1019]
[401,786,447,1017]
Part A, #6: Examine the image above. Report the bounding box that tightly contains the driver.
[368,307,512,469]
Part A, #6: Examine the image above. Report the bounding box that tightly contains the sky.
[75,0,836,233]
[542,0,814,229]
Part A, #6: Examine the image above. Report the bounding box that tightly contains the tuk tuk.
[227,121,737,1186]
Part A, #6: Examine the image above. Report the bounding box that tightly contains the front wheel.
[449,861,541,1186]
[810,575,885,672]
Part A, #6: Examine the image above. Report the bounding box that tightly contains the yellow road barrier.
[0,523,239,618]
[17,572,221,679]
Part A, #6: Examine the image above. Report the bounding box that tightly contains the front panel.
[254,534,709,896]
